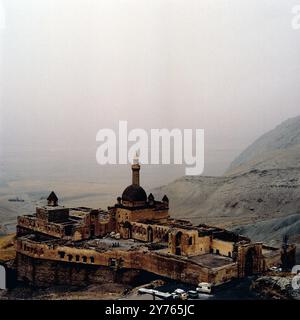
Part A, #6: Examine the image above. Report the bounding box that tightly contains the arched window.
[58,251,65,259]
[147,226,154,242]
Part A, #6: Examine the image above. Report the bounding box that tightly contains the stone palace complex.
[15,159,295,287]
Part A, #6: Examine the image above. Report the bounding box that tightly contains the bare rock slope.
[153,116,300,228]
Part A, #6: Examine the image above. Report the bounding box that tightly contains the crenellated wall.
[17,212,115,242]
[17,216,66,239]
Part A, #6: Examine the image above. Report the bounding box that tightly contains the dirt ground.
[0,283,130,300]
[0,234,16,262]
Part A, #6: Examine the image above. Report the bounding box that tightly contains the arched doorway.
[0,265,6,290]
[90,225,95,238]
[147,226,153,242]
[175,232,182,255]
[163,233,169,242]
[244,248,255,276]
[124,221,132,239]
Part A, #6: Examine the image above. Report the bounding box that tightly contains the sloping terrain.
[0,234,16,262]
[227,115,300,174]
[231,214,300,245]
[154,167,300,227]
[231,214,300,260]
[153,116,300,232]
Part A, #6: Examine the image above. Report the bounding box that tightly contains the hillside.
[153,116,300,229]
[0,234,16,262]
[231,214,300,261]
[231,214,300,247]
[227,116,300,174]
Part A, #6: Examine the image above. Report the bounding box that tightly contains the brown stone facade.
[16,237,238,286]
[17,207,115,242]
[14,163,296,288]
[16,253,144,287]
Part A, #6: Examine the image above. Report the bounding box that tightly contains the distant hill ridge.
[226,115,300,175]
[153,115,300,230]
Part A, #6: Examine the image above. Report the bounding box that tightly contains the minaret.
[132,152,140,186]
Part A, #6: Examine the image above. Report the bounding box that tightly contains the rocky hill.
[252,275,300,300]
[231,214,300,261]
[153,116,300,255]
[227,116,300,175]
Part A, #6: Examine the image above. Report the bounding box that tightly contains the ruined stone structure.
[15,160,296,287]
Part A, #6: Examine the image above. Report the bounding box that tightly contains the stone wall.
[115,207,169,226]
[208,263,238,284]
[180,232,211,256]
[169,230,211,257]
[36,207,70,222]
[16,253,143,287]
[236,243,264,277]
[16,238,238,286]
[17,216,66,238]
[263,252,282,270]
[211,239,234,257]
[17,213,115,242]
[129,222,170,243]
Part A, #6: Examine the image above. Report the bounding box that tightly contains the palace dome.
[122,184,147,202]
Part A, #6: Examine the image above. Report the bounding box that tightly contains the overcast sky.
[1,0,300,176]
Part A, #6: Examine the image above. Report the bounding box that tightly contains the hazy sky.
[1,0,300,177]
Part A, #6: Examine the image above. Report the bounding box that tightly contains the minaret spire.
[132,151,140,185]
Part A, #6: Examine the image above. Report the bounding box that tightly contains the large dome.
[122,184,147,202]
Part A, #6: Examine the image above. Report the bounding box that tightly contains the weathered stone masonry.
[14,160,296,287]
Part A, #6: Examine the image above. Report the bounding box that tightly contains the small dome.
[122,184,147,202]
